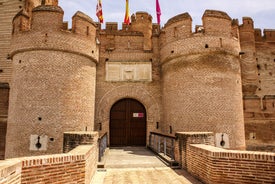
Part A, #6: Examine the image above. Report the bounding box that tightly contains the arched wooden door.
[110,98,146,146]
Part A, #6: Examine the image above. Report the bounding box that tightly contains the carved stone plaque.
[106,62,152,82]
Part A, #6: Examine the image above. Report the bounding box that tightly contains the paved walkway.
[91,147,202,184]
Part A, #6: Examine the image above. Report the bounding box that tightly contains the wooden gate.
[110,98,146,146]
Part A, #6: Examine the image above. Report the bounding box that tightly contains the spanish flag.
[96,0,104,23]
[124,0,130,25]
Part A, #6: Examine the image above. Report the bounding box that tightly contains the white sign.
[133,113,144,118]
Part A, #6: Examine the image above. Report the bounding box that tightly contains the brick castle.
[0,0,274,160]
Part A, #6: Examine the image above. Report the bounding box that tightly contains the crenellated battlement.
[254,28,275,42]
[11,3,98,62]
[131,11,152,23]
[159,10,240,64]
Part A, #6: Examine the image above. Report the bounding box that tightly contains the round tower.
[6,3,98,158]
[239,17,258,95]
[160,10,245,149]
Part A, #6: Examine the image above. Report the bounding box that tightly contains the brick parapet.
[175,132,214,169]
[187,144,275,184]
[63,131,98,153]
[0,134,98,184]
[11,5,98,63]
[254,29,275,43]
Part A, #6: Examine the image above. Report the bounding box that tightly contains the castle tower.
[0,0,41,160]
[0,0,25,84]
[239,17,259,95]
[5,2,98,158]
[130,12,153,51]
[160,10,245,149]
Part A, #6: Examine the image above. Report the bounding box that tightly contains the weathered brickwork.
[241,19,275,151]
[5,2,99,158]
[0,0,24,83]
[160,10,245,149]
[63,131,98,153]
[95,13,162,144]
[186,144,275,184]
[175,132,215,168]
[0,0,274,160]
[0,132,98,184]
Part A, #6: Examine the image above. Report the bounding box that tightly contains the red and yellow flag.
[96,0,104,23]
[124,0,130,25]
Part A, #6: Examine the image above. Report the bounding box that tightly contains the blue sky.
[59,0,275,31]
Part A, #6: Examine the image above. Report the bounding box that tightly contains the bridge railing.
[98,132,108,162]
[148,132,176,162]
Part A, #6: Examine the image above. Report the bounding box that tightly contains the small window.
[86,26,89,36]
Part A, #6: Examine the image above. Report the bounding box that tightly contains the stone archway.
[95,85,161,145]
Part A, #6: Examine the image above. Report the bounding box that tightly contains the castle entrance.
[110,98,146,146]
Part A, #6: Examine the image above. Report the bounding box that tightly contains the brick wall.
[161,51,245,149]
[186,144,275,184]
[175,132,214,168]
[0,0,24,83]
[63,132,98,153]
[243,96,275,151]
[0,139,98,184]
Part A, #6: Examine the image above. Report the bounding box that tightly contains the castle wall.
[0,0,41,84]
[160,10,245,149]
[239,17,259,94]
[95,16,162,144]
[243,29,275,152]
[0,0,24,83]
[0,1,274,155]
[5,4,98,158]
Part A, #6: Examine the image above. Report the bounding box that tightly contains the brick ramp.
[91,147,202,184]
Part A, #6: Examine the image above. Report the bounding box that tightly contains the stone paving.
[91,147,202,184]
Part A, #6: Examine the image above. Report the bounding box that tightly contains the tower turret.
[202,10,232,37]
[130,12,153,51]
[160,10,245,149]
[239,17,259,95]
[6,2,98,158]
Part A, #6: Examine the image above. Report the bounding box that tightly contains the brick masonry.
[186,144,275,184]
[175,132,215,169]
[174,132,275,184]
[5,2,99,158]
[0,0,274,160]
[0,131,98,184]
